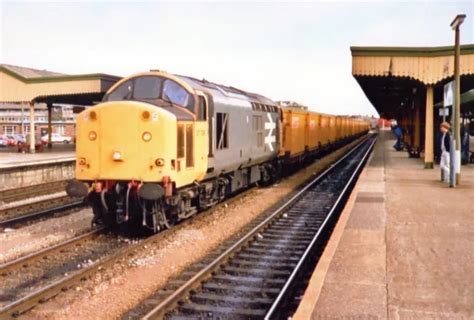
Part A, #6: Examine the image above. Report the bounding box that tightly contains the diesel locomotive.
[66,70,369,232]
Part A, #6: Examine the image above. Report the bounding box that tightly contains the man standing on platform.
[440,122,451,183]
[392,124,403,151]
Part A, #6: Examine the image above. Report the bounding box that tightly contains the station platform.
[0,148,75,169]
[295,131,474,319]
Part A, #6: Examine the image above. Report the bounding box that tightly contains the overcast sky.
[1,1,473,116]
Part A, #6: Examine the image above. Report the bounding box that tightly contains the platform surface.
[0,146,75,168]
[295,131,474,319]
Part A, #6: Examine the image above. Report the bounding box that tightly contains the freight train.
[66,71,369,232]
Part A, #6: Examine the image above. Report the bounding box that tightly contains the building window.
[56,125,65,135]
[3,126,16,135]
[216,112,229,150]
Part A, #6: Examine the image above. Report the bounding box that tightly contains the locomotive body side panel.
[204,98,279,180]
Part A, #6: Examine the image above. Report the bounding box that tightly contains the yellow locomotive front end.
[67,72,209,232]
[76,101,176,183]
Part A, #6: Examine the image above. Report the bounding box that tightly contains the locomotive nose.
[76,101,172,181]
[97,104,141,178]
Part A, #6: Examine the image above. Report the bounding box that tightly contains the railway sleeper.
[175,302,267,318]
[187,295,273,311]
[243,247,305,255]
[229,259,296,270]
[236,253,300,262]
[250,241,308,250]
[211,274,286,286]
[201,282,281,295]
[191,292,274,307]
[222,266,291,277]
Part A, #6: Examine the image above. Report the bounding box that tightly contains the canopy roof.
[351,44,474,119]
[352,44,474,85]
[0,64,121,105]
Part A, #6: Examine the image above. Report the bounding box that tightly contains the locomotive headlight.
[142,111,151,120]
[88,131,97,141]
[112,151,122,161]
[142,132,152,142]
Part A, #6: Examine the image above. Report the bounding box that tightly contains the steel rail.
[0,198,84,229]
[141,135,374,320]
[0,228,171,318]
[0,181,69,204]
[0,227,106,276]
[264,136,376,319]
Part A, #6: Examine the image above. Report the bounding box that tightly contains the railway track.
[0,227,134,318]
[0,181,69,204]
[129,135,376,319]
[0,136,372,319]
[0,196,83,229]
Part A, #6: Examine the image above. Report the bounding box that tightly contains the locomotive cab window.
[104,76,195,112]
[107,80,133,101]
[197,96,207,121]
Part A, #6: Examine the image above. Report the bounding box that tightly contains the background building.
[0,103,76,138]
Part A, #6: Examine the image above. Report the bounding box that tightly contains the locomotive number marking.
[264,113,276,152]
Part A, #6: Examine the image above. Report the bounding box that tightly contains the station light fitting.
[450,14,466,30]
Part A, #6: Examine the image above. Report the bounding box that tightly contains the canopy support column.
[424,86,434,168]
[29,102,35,154]
[47,103,53,148]
[414,103,420,148]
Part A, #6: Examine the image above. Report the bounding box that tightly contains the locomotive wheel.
[92,204,117,227]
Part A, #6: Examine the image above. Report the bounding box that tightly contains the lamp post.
[450,14,465,186]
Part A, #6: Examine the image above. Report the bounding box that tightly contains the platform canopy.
[0,64,121,105]
[351,44,474,168]
[0,64,121,153]
[351,44,474,119]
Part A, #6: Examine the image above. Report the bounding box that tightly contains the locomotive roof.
[175,74,276,106]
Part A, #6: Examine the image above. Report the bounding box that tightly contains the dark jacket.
[393,126,403,138]
[441,132,450,153]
